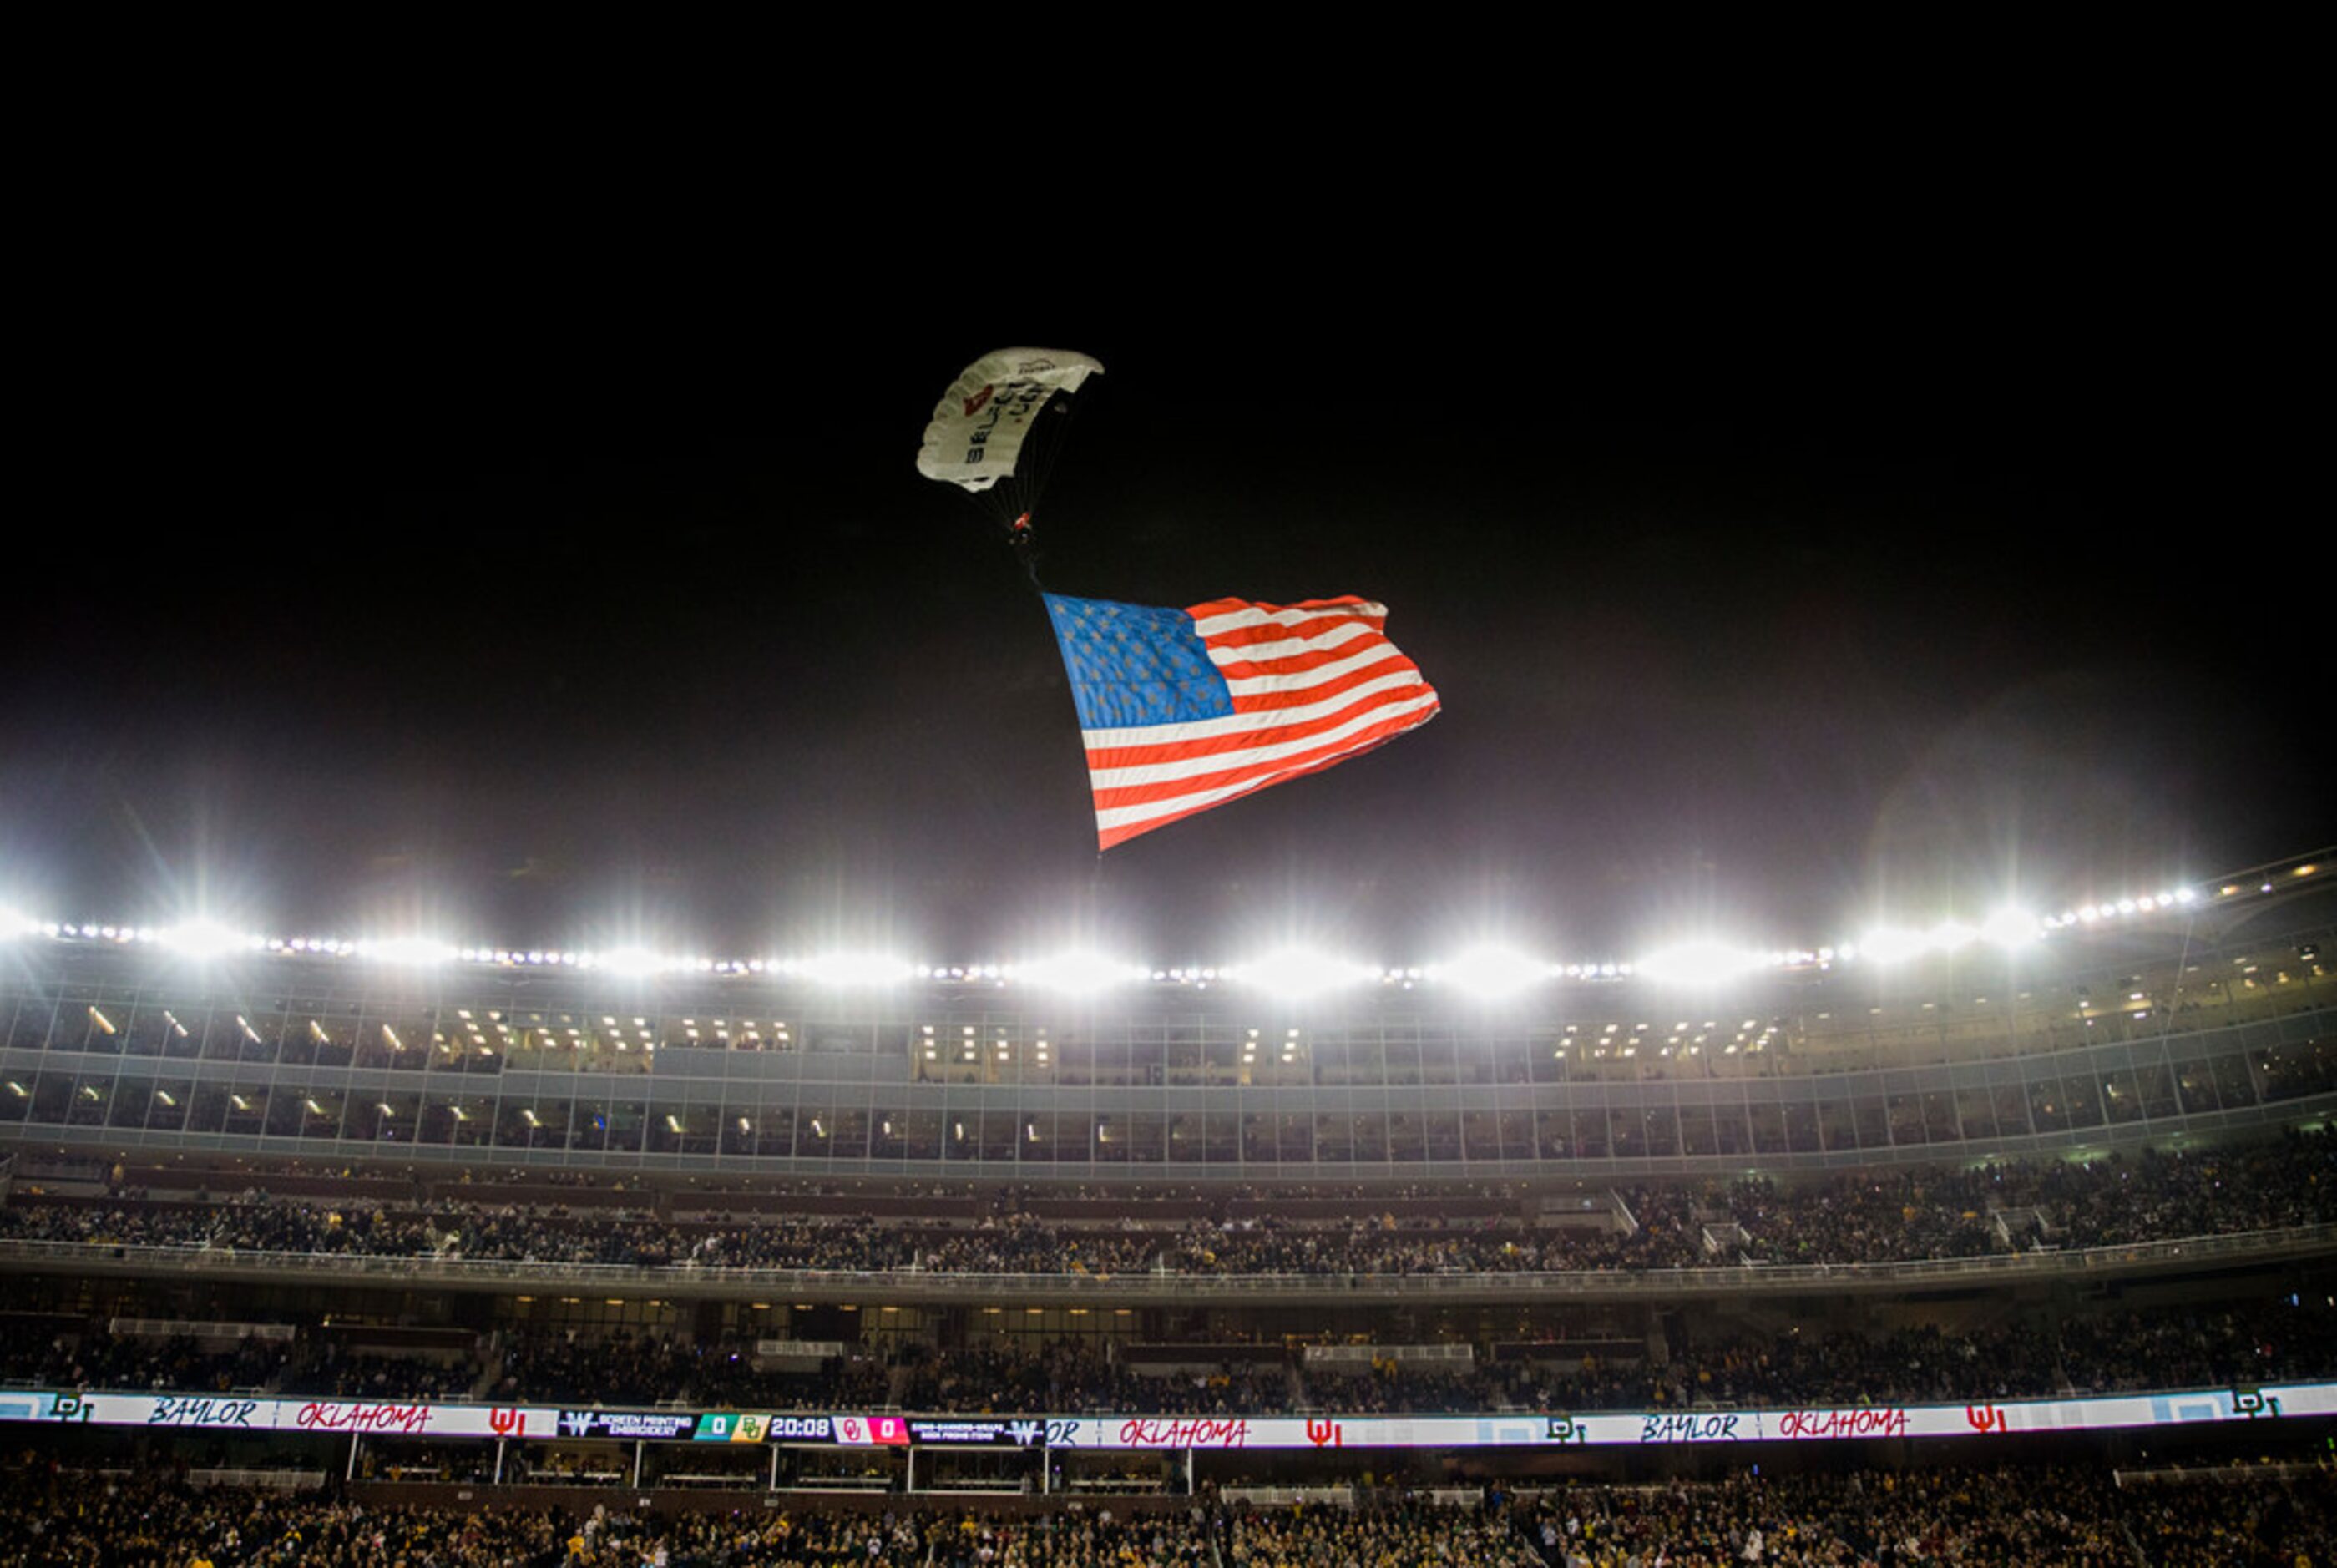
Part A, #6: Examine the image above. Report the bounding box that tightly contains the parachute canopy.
[915,348,1105,495]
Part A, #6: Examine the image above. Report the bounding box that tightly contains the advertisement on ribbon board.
[3,1385,2329,1449]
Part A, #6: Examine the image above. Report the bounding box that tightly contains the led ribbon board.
[2,1386,2328,1447]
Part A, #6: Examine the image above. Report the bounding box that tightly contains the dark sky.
[2,329,2319,966]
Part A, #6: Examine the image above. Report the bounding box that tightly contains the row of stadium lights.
[0,874,2300,998]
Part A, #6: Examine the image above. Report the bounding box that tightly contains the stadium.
[1,845,2331,1564]
[5,346,2330,1561]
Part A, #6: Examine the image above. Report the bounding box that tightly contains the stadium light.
[1426,947,1550,999]
[154,921,261,961]
[1982,906,2042,949]
[1633,939,1771,986]
[1858,926,1929,965]
[788,953,916,988]
[1928,920,1979,954]
[1010,953,1146,994]
[355,937,458,968]
[599,947,672,978]
[1227,948,1378,999]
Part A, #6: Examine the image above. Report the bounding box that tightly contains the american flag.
[1043,592,1441,850]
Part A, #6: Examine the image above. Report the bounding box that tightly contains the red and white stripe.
[1083,596,1440,850]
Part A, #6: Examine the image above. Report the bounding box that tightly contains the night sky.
[3,330,2319,966]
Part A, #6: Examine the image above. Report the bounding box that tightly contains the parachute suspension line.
[1004,388,1092,594]
[1024,386,1089,517]
[1005,385,1092,569]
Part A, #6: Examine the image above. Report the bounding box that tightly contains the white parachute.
[915,347,1105,583]
[915,347,1104,497]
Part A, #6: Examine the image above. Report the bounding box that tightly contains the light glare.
[1429,947,1549,997]
[792,953,915,988]
[1012,952,1143,994]
[1634,939,1770,985]
[1230,948,1377,999]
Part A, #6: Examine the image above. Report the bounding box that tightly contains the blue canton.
[1043,594,1234,731]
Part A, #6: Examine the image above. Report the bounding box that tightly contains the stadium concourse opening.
[0,862,2331,1561]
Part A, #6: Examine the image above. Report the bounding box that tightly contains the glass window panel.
[417,1095,463,1145]
[2212,1053,2259,1108]
[107,1080,152,1130]
[263,1090,306,1137]
[1571,1108,1609,1160]
[2174,1060,2220,1114]
[370,1090,424,1146]
[200,1011,250,1062]
[603,1100,645,1153]
[900,1109,943,1161]
[4,998,52,1051]
[1783,1101,1821,1152]
[299,1091,347,1142]
[218,1085,267,1136]
[2060,1074,2102,1130]
[2098,1066,2143,1124]
[1677,1105,1717,1157]
[566,1099,612,1152]
[2028,1076,2068,1133]
[2132,1060,2178,1118]
[67,1004,120,1055]
[124,1006,173,1058]
[66,1073,113,1125]
[642,1105,711,1157]
[144,1080,192,1132]
[974,1110,1016,1163]
[1383,1039,1422,1087]
[828,1109,871,1160]
[1104,1112,1163,1165]
[500,1099,564,1149]
[753,1104,796,1159]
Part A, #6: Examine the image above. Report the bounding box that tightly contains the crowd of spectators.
[5,1129,2330,1282]
[485,1332,891,1412]
[1227,1499,1548,1568]
[0,1328,289,1396]
[3,1466,2334,1566]
[0,1468,943,1565]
